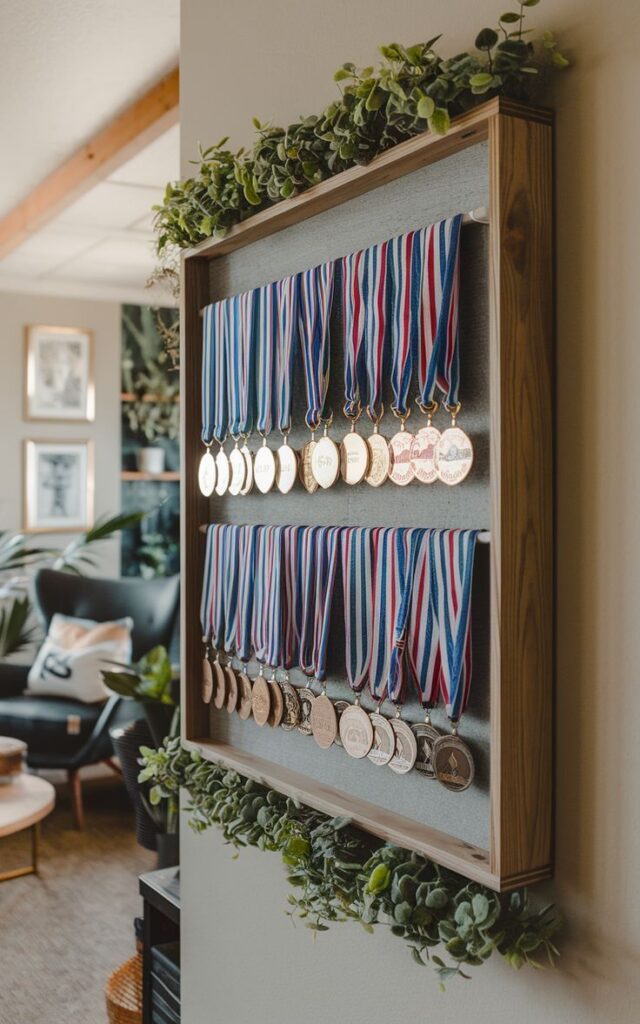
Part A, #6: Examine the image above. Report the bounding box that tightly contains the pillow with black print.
[27,613,133,703]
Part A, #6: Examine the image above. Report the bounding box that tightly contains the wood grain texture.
[488,113,554,881]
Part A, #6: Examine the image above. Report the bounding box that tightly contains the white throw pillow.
[27,613,133,703]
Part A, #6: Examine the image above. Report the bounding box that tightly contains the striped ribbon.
[239,290,256,435]
[419,215,463,407]
[406,530,442,709]
[225,296,243,438]
[211,301,228,443]
[255,283,278,435]
[276,275,299,433]
[368,527,402,702]
[281,525,302,670]
[387,527,427,704]
[430,528,479,721]
[202,524,227,648]
[298,263,335,429]
[341,526,374,695]
[363,241,389,418]
[222,524,241,653]
[235,525,258,662]
[298,526,319,676]
[388,230,423,418]
[341,250,366,417]
[312,526,341,682]
[200,523,217,639]
[201,304,215,446]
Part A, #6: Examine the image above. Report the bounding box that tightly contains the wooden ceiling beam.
[0,65,179,259]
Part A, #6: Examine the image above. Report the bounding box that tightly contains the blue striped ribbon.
[255,283,278,435]
[298,263,335,429]
[363,241,388,418]
[387,527,426,704]
[420,215,463,406]
[312,526,341,682]
[430,528,479,721]
[235,525,257,662]
[341,525,374,695]
[388,230,423,418]
[276,275,299,433]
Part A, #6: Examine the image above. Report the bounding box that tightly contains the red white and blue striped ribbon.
[235,525,258,662]
[407,530,442,709]
[341,249,366,416]
[387,230,422,418]
[264,526,284,667]
[419,215,463,407]
[298,526,319,676]
[368,527,402,702]
[281,525,302,670]
[312,526,341,681]
[255,283,278,435]
[363,241,389,418]
[276,275,299,433]
[298,262,335,429]
[387,527,427,705]
[341,526,374,695]
[430,528,478,721]
[201,301,228,445]
[251,526,270,665]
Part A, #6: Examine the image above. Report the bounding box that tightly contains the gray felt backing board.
[201,141,491,850]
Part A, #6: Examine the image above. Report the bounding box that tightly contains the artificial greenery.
[141,736,561,986]
[101,644,177,706]
[153,2,567,255]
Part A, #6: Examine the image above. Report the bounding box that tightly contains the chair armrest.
[0,661,30,698]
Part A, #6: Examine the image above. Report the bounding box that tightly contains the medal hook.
[343,401,362,429]
[231,432,241,447]
[416,398,439,424]
[321,411,334,435]
[366,403,385,430]
[391,405,411,429]
[444,402,461,426]
[257,429,268,447]
[217,432,228,449]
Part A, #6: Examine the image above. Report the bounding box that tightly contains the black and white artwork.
[24,441,94,533]
[25,326,94,421]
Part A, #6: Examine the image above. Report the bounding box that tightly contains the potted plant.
[101,644,178,746]
[125,365,179,475]
[136,732,181,868]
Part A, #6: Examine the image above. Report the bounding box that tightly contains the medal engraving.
[297,687,316,736]
[198,450,216,497]
[367,712,396,766]
[339,705,373,759]
[433,735,475,791]
[310,694,338,749]
[388,431,415,486]
[276,442,298,495]
[236,672,253,720]
[202,658,213,704]
[240,444,254,495]
[215,449,230,496]
[224,665,238,713]
[332,699,351,747]
[435,427,474,486]
[311,436,340,490]
[280,682,301,730]
[228,447,246,496]
[411,722,441,778]
[254,444,277,494]
[299,440,319,494]
[212,660,228,710]
[410,426,441,485]
[267,680,284,727]
[251,675,271,726]
[340,431,370,485]
[388,719,418,774]
[365,432,390,487]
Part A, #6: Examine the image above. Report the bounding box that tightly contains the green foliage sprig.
[143,736,561,986]
[101,644,176,705]
[153,2,567,254]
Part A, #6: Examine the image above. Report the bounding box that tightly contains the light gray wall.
[180,1,640,1022]
[0,291,121,577]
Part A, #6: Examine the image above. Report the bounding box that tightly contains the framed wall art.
[24,325,95,422]
[23,439,94,533]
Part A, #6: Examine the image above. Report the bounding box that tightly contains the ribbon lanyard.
[419,215,463,407]
[298,262,335,430]
[239,290,256,438]
[388,230,422,423]
[341,250,366,418]
[251,526,270,665]
[201,304,216,447]
[281,526,302,670]
[211,301,228,445]
[200,524,217,644]
[341,526,374,696]
[407,530,442,711]
[222,524,241,655]
[235,525,257,664]
[363,241,388,423]
[298,526,319,676]
[387,528,426,705]
[207,524,227,652]
[255,283,278,438]
[276,275,299,435]
[263,526,283,669]
[430,529,479,722]
[368,527,402,705]
[311,526,341,683]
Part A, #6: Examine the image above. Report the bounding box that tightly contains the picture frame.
[23,439,94,534]
[24,325,95,422]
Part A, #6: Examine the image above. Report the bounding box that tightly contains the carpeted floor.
[0,767,155,1024]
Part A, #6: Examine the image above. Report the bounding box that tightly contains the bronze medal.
[367,712,396,767]
[251,673,271,726]
[228,446,247,496]
[365,431,390,487]
[311,435,340,489]
[411,721,441,778]
[280,681,301,730]
[240,443,254,495]
[224,664,238,713]
[332,699,351,747]
[339,704,373,759]
[410,425,441,484]
[433,734,475,791]
[388,718,418,774]
[297,687,316,736]
[388,430,415,486]
[299,439,319,494]
[236,671,253,720]
[215,448,230,496]
[276,440,298,495]
[202,657,213,704]
[340,430,370,485]
[267,678,284,727]
[212,658,228,710]
[198,449,216,497]
[254,442,277,494]
[435,426,474,486]
[310,694,338,749]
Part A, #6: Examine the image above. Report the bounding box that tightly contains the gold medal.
[280,680,301,730]
[236,670,253,720]
[201,656,213,704]
[251,671,271,726]
[310,693,337,748]
[388,411,415,487]
[214,446,230,496]
[276,437,298,495]
[332,699,351,747]
[224,664,239,713]
[435,404,473,486]
[433,732,475,791]
[212,656,228,710]
[240,442,254,495]
[267,674,284,728]
[254,438,277,494]
[339,703,374,758]
[228,444,247,496]
[297,687,316,736]
[340,428,370,485]
[299,438,319,493]
[388,717,418,774]
[365,408,390,487]
[410,427,441,484]
[367,712,396,767]
[411,720,441,778]
[198,448,216,497]
[311,430,340,489]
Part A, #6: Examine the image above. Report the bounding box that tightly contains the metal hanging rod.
[198,524,491,540]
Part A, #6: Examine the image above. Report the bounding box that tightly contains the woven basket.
[105,953,143,1024]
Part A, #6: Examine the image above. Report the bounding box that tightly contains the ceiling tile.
[109,122,180,188]
[0,226,100,276]
[57,182,163,230]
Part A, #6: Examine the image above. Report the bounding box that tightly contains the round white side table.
[0,774,56,882]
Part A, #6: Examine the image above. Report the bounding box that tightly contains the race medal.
[433,734,475,791]
[388,718,418,774]
[276,440,298,495]
[202,657,213,704]
[224,664,239,713]
[411,721,441,778]
[339,704,373,759]
[240,444,254,495]
[228,445,246,496]
[299,439,319,493]
[340,430,369,485]
[297,687,316,736]
[435,426,474,486]
[310,693,337,749]
[311,434,340,490]
[267,677,284,728]
[215,447,230,496]
[198,450,216,496]
[280,681,301,730]
[365,430,390,487]
[212,658,228,710]
[332,699,351,747]
[251,673,271,726]
[236,671,253,720]
[254,441,277,494]
[410,425,441,484]
[367,712,396,767]
[388,428,415,486]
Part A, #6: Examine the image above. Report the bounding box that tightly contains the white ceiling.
[0,0,180,304]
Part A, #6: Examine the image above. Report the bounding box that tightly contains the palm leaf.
[53,511,147,572]
[0,596,35,657]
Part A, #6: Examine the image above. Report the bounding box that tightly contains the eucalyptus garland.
[153,1,568,255]
[140,737,561,986]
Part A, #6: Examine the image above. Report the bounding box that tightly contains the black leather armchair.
[0,569,180,828]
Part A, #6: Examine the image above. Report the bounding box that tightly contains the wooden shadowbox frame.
[180,97,553,892]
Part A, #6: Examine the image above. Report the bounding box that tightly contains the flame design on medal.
[432,734,475,791]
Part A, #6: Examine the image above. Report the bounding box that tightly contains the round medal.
[228,447,247,496]
[212,660,228,710]
[435,427,474,486]
[254,443,277,494]
[340,431,370,485]
[388,719,418,774]
[251,674,271,726]
[332,699,351,747]
[236,671,253,720]
[432,734,475,791]
[367,712,396,767]
[311,435,340,489]
[240,444,254,495]
[299,440,319,494]
[202,658,213,704]
[365,432,390,487]
[267,679,284,728]
[339,704,373,759]
[215,448,230,496]
[388,431,415,486]
[410,426,441,484]
[224,665,238,713]
[310,694,337,749]
[411,721,441,778]
[198,450,216,497]
[280,682,301,730]
[297,687,316,736]
[276,441,298,495]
